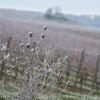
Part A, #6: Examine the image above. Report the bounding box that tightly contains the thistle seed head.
[28,32,33,38]
[10,65,14,69]
[31,48,34,52]
[12,58,15,62]
[48,68,53,72]
[25,43,30,48]
[4,53,10,60]
[41,34,45,39]
[19,43,24,48]
[24,36,27,39]
[66,81,71,86]
[6,70,11,74]
[43,25,47,31]
[36,47,39,53]
[65,56,68,61]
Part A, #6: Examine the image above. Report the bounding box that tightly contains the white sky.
[0,0,100,15]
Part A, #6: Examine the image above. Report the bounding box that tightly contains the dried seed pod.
[19,43,24,48]
[4,53,10,60]
[48,68,53,72]
[24,36,27,39]
[65,56,68,61]
[25,43,30,48]
[10,65,14,68]
[41,34,45,38]
[31,48,34,52]
[6,70,10,74]
[16,57,19,60]
[66,81,71,86]
[28,32,33,38]
[36,47,39,54]
[12,58,15,62]
[43,26,47,30]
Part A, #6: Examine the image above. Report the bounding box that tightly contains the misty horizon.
[0,7,100,17]
[0,0,100,15]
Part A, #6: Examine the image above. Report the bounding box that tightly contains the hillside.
[0,9,100,100]
[0,9,100,67]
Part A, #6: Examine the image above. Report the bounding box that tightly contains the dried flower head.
[6,70,10,74]
[28,32,33,38]
[12,58,15,62]
[24,36,27,39]
[10,65,14,69]
[19,43,24,48]
[48,68,53,72]
[65,56,68,61]
[15,57,19,60]
[43,25,47,31]
[31,48,34,52]
[36,47,39,54]
[25,43,30,48]
[41,34,45,39]
[66,80,70,86]
[4,53,10,60]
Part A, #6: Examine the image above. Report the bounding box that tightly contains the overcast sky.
[0,0,100,15]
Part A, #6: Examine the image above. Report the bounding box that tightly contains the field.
[0,9,100,100]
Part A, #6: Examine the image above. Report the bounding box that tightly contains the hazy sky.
[0,0,100,15]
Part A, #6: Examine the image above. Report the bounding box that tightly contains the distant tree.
[45,8,52,18]
[45,7,68,21]
[46,8,52,15]
[53,6,62,15]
